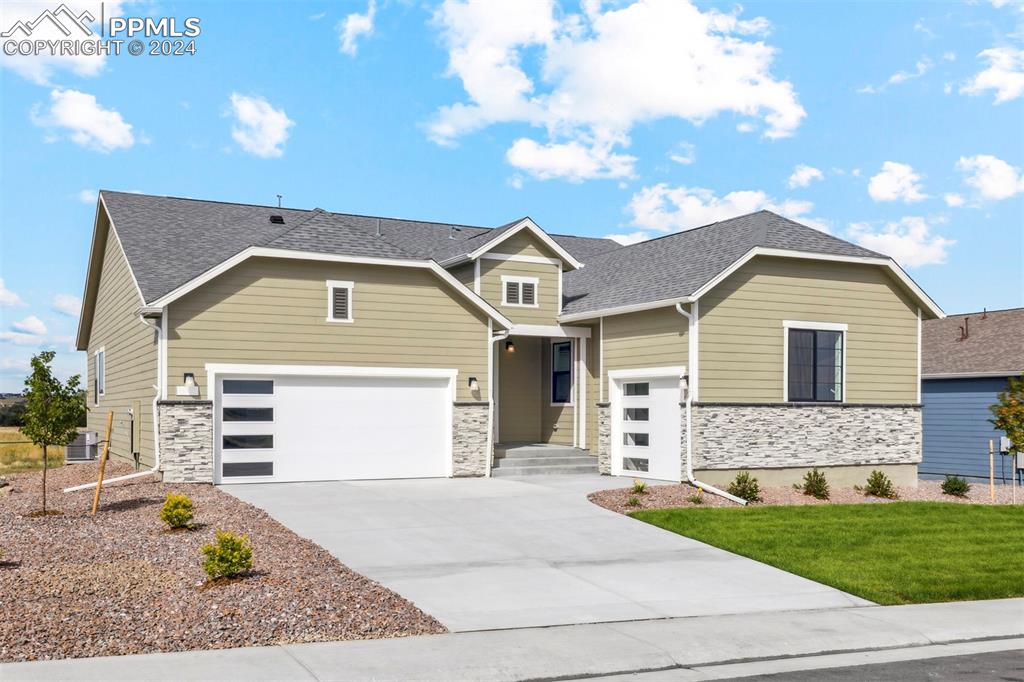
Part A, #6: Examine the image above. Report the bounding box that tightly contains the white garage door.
[215,371,453,483]
[610,368,683,482]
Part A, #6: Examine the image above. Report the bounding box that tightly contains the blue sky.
[1,0,1022,392]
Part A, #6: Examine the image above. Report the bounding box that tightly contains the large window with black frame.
[787,328,843,402]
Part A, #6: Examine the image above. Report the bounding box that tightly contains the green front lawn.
[632,503,1024,605]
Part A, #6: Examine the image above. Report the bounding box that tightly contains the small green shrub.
[687,492,704,505]
[727,471,762,503]
[626,495,642,507]
[797,468,830,500]
[160,493,194,529]
[201,530,253,580]
[941,475,971,498]
[631,479,648,495]
[863,470,898,499]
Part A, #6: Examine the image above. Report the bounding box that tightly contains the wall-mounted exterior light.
[468,377,479,391]
[176,372,200,397]
[505,340,516,353]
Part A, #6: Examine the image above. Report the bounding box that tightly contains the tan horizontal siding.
[449,262,476,288]
[167,257,490,402]
[479,259,560,325]
[86,213,157,468]
[490,230,561,259]
[498,336,541,442]
[699,256,919,403]
[601,306,689,398]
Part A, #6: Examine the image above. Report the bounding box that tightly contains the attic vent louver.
[269,215,285,224]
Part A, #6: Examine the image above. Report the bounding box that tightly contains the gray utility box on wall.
[65,431,98,463]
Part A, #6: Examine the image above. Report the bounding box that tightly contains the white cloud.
[847,217,954,267]
[943,193,965,207]
[961,47,1024,103]
[0,331,45,346]
[868,161,927,202]
[52,294,82,317]
[788,164,824,189]
[309,11,326,21]
[0,1,126,84]
[943,52,956,62]
[735,122,757,133]
[77,189,97,204]
[605,231,650,245]
[429,0,805,181]
[0,279,25,307]
[505,136,636,181]
[31,89,135,153]
[12,315,47,336]
[668,141,696,165]
[956,154,1024,200]
[859,56,933,93]
[627,184,825,234]
[228,93,294,158]
[338,0,376,56]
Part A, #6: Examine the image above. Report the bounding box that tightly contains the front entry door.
[610,371,682,481]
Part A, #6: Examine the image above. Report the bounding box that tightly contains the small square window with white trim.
[326,280,354,322]
[501,276,539,308]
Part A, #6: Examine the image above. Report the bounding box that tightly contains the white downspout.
[65,313,163,493]
[486,328,510,478]
[675,302,747,506]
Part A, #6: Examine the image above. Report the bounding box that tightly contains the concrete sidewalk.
[4,599,1022,681]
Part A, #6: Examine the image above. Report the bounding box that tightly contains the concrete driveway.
[222,475,869,632]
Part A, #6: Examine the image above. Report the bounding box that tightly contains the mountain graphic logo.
[1,4,96,38]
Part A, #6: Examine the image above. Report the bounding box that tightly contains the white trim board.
[560,247,946,323]
[205,363,459,380]
[691,247,945,319]
[480,252,561,266]
[144,246,514,330]
[465,218,584,270]
[608,365,686,380]
[509,324,592,338]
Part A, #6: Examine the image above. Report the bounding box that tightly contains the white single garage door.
[214,370,453,483]
[609,367,684,482]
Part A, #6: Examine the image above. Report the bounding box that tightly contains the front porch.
[491,325,598,473]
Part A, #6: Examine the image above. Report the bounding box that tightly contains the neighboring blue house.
[921,308,1023,482]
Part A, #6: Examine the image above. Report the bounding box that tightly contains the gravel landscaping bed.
[0,463,444,662]
[589,478,1022,514]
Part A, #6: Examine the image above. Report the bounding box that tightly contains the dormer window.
[501,276,539,308]
[326,280,354,323]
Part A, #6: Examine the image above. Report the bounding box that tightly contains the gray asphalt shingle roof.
[100,191,618,303]
[922,308,1024,376]
[561,211,885,316]
[100,193,892,316]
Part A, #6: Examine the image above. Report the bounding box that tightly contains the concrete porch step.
[495,444,591,459]
[491,462,599,476]
[493,455,596,467]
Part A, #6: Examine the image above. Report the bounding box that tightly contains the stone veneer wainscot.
[452,402,490,476]
[691,403,922,470]
[158,400,214,483]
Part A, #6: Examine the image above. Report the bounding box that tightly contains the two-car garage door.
[214,370,453,483]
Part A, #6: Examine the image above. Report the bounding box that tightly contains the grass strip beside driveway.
[632,503,1024,605]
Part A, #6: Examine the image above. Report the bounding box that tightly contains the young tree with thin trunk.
[21,351,86,514]
[991,375,1024,459]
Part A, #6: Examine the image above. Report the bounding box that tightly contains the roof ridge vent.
[449,224,462,239]
[269,215,285,224]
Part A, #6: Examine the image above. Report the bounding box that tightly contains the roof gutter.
[560,297,694,324]
[674,302,747,506]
